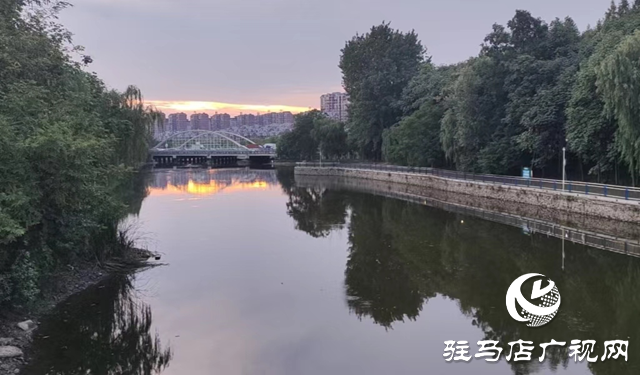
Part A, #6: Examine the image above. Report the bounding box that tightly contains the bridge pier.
[249,155,274,167]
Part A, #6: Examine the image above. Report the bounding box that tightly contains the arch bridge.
[151,130,275,165]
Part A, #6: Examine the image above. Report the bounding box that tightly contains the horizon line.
[146,100,316,116]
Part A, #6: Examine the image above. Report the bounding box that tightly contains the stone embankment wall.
[294,167,640,224]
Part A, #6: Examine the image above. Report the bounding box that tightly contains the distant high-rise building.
[210,113,231,129]
[168,112,190,132]
[282,111,294,124]
[269,111,294,124]
[274,112,284,124]
[235,114,256,126]
[190,113,210,130]
[321,92,349,122]
[260,113,274,125]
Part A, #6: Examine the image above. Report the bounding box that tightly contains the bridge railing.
[151,149,276,155]
[295,162,640,202]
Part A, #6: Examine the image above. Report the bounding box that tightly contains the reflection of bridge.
[150,131,275,165]
[150,168,279,196]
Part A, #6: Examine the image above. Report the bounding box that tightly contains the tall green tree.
[440,57,507,172]
[619,0,631,15]
[399,63,459,117]
[277,110,323,160]
[312,117,351,160]
[597,30,640,184]
[340,23,425,160]
[606,1,619,20]
[566,2,640,182]
[383,100,445,167]
[515,18,580,174]
[382,63,456,167]
[283,2,640,184]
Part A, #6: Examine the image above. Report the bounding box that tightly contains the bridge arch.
[153,130,255,151]
[215,131,256,146]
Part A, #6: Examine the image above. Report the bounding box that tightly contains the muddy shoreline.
[0,244,164,375]
[0,263,108,375]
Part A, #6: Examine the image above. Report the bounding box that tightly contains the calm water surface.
[23,168,640,375]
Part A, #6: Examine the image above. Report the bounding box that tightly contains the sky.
[60,0,613,115]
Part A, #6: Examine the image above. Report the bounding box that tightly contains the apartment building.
[320,92,349,122]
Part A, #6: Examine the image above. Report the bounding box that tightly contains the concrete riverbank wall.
[294,166,640,224]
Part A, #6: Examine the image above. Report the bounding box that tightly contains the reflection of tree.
[118,169,153,216]
[276,167,296,194]
[285,187,349,238]
[345,195,429,328]
[23,275,172,375]
[284,176,640,374]
[279,168,349,238]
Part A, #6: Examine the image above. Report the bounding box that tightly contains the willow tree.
[439,57,507,173]
[0,0,160,305]
[597,30,640,185]
[97,85,158,167]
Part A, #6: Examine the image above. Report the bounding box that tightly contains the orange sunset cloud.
[147,100,315,116]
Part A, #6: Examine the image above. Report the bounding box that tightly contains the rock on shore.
[0,346,22,358]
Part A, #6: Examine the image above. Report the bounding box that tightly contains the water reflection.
[279,170,640,375]
[278,169,349,238]
[23,275,172,375]
[149,168,278,196]
[24,168,640,375]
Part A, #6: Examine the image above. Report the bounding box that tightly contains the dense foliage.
[331,2,640,183]
[277,110,352,160]
[340,23,425,160]
[0,1,157,304]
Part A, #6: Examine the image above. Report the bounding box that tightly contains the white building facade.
[320,92,349,122]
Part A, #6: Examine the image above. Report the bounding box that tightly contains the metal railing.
[151,149,276,155]
[295,162,640,202]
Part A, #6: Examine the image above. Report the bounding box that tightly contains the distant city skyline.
[156,110,296,139]
[148,100,314,117]
[156,90,348,129]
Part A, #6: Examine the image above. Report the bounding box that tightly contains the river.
[21,167,640,375]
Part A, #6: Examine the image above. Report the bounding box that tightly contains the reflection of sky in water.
[27,168,630,375]
[131,169,591,375]
[148,168,278,198]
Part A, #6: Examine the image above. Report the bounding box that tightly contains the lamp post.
[562,228,565,271]
[562,147,566,192]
